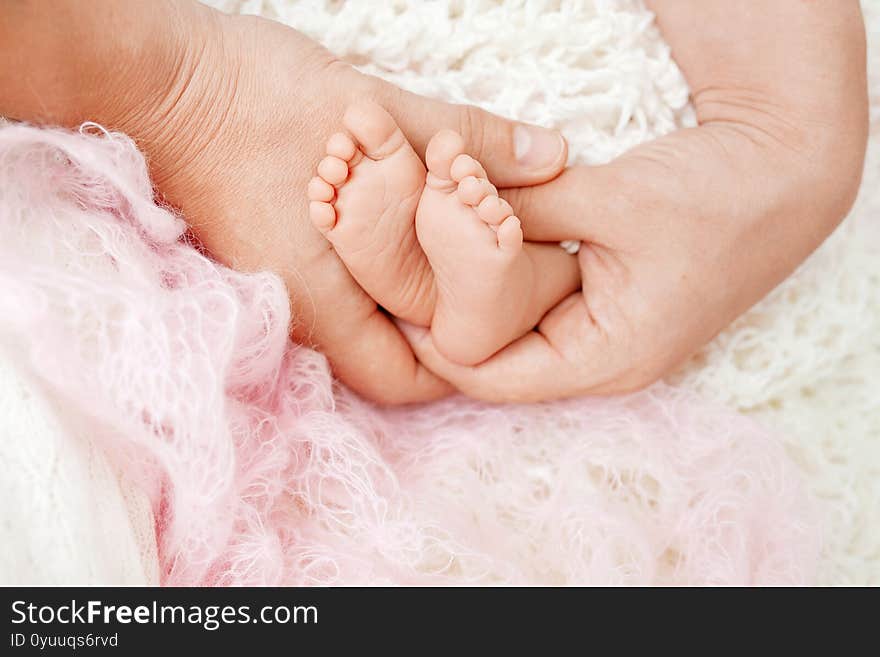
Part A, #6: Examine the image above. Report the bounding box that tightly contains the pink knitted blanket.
[0,123,818,585]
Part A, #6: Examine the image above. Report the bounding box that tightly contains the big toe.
[425,129,466,184]
[343,100,407,160]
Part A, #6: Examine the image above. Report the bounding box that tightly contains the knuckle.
[458,104,487,160]
[361,378,418,406]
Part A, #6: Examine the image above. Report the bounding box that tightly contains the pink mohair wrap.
[0,123,819,585]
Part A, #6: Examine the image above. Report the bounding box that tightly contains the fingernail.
[514,125,566,170]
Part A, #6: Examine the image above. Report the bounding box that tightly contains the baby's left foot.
[415,130,538,365]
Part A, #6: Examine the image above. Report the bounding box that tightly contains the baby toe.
[425,129,466,181]
[457,176,496,206]
[450,153,486,182]
[308,176,335,202]
[477,195,514,226]
[317,156,349,186]
[309,201,336,233]
[326,132,357,161]
[496,215,523,252]
[343,101,407,160]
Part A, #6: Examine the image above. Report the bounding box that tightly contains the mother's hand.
[131,5,571,405]
[401,0,869,402]
[1,0,568,404]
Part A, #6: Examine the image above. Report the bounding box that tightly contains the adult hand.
[0,0,568,404]
[401,0,869,402]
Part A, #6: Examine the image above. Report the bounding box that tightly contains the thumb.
[502,125,757,245]
[384,86,568,187]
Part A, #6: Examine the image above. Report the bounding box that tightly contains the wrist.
[0,1,195,126]
[100,2,232,191]
[4,0,236,200]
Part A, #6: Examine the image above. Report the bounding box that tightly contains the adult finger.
[381,85,569,188]
[285,248,453,405]
[321,306,454,405]
[500,157,643,245]
[396,293,622,403]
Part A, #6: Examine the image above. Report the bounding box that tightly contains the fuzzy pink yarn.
[0,123,819,585]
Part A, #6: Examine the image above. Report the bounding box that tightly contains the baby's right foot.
[308,101,436,325]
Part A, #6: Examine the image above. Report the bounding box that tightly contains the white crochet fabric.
[0,0,876,585]
[0,351,159,584]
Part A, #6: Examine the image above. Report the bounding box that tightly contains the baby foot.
[308,101,436,325]
[415,130,537,365]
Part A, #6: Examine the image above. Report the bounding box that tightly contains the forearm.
[1,1,193,126]
[1,0,252,205]
[646,0,866,122]
[646,0,868,231]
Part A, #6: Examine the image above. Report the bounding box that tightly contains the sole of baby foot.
[308,100,437,326]
[415,129,537,366]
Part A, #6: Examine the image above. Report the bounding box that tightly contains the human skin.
[308,101,581,366]
[0,0,567,404]
[1,1,868,404]
[401,0,869,401]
